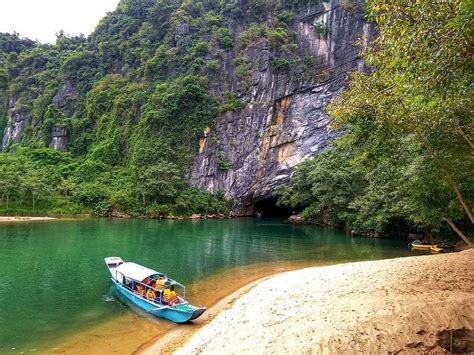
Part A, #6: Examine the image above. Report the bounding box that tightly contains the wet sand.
[168,250,474,354]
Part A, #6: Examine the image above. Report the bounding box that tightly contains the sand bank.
[142,261,352,354]
[165,250,474,354]
[0,216,56,222]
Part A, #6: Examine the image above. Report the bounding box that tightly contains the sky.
[0,0,120,44]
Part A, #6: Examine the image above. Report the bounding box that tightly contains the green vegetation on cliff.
[0,0,323,217]
[276,0,473,244]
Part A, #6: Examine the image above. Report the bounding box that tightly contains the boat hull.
[113,280,204,323]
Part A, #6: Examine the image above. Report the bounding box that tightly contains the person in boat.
[162,288,179,305]
[155,279,166,289]
[135,284,144,296]
[146,288,156,301]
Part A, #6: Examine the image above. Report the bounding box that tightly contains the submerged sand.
[162,249,474,354]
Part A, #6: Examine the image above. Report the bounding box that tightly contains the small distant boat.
[410,241,443,253]
[104,257,206,323]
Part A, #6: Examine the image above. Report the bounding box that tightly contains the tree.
[0,165,20,210]
[328,0,474,245]
[136,162,183,205]
[275,149,368,227]
[21,169,52,211]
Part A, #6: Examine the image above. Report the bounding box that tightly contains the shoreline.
[140,275,274,354]
[0,216,57,222]
[140,259,372,354]
[149,250,474,354]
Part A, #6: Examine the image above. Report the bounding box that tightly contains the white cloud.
[0,0,120,44]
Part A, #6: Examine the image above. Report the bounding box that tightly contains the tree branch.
[443,217,473,248]
[418,134,474,224]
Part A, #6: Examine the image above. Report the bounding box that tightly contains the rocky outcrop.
[1,97,30,149]
[191,0,375,214]
[52,80,78,118]
[0,0,373,210]
[47,80,78,151]
[288,215,304,224]
[175,23,192,48]
[49,127,68,151]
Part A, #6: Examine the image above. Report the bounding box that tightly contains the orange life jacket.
[146,289,156,300]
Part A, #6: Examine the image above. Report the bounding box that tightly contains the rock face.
[49,127,68,151]
[1,94,30,149]
[175,23,192,48]
[47,80,78,151]
[191,0,374,214]
[1,0,373,212]
[51,80,78,118]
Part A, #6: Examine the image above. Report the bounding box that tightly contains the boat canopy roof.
[115,262,160,282]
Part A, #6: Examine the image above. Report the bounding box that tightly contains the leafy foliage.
[0,0,237,218]
[278,0,474,244]
[271,57,290,72]
[219,92,245,113]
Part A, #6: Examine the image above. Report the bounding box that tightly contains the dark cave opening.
[252,196,295,218]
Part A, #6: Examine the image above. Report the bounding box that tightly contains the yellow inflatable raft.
[411,242,443,252]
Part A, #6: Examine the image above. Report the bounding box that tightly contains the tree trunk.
[33,194,36,211]
[420,136,474,224]
[457,126,474,151]
[423,226,434,244]
[321,206,330,225]
[443,217,473,247]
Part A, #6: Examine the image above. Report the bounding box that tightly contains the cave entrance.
[252,196,295,218]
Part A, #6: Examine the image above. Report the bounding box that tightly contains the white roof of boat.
[115,262,159,281]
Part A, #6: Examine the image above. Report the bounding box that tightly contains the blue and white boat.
[104,257,206,323]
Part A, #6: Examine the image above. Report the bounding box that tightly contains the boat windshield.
[148,273,167,281]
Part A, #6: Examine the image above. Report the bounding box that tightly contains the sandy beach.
[0,216,56,222]
[147,249,473,354]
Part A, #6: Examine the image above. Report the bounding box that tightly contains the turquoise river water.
[0,218,414,353]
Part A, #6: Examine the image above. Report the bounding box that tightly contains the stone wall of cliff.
[191,0,374,214]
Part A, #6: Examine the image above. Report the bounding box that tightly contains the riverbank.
[153,249,473,354]
[0,216,56,222]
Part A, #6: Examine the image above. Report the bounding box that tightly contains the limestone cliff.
[0,0,373,213]
[191,1,374,214]
[1,106,30,149]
